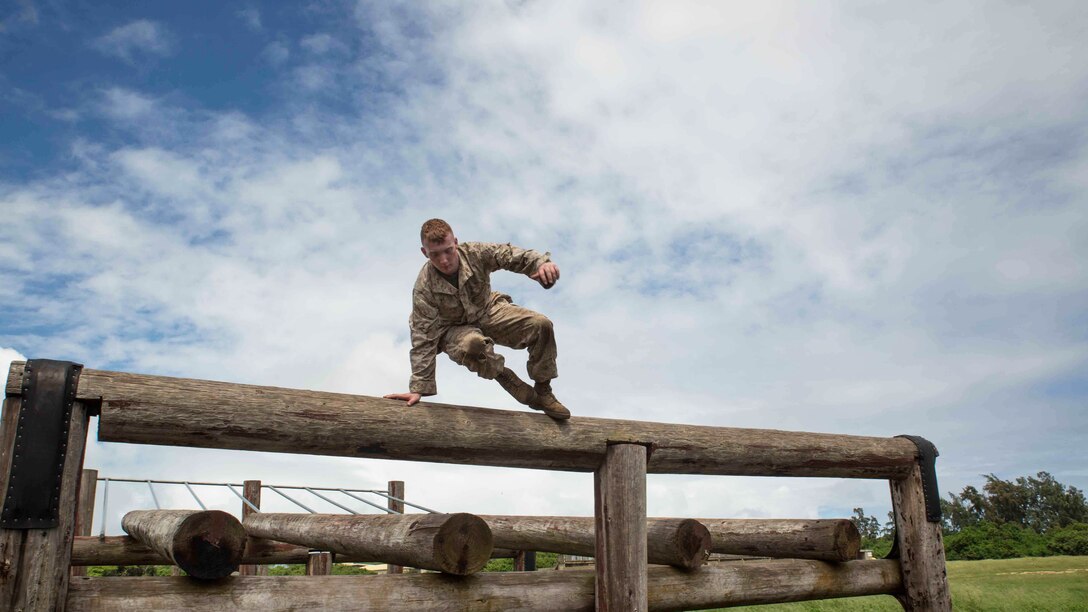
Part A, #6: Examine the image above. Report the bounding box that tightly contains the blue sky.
[2,1,1087,532]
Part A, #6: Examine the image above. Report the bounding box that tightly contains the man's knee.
[462,333,490,359]
[531,314,553,335]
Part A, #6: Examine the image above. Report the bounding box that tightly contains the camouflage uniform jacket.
[409,242,551,396]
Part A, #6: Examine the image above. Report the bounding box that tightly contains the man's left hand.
[530,262,560,289]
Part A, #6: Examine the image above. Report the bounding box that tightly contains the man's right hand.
[383,392,422,406]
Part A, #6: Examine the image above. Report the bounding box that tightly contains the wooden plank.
[306,551,332,576]
[480,516,709,569]
[387,480,404,574]
[243,513,493,575]
[0,396,91,611]
[4,363,917,478]
[595,443,648,611]
[890,465,952,610]
[688,518,861,562]
[239,479,267,576]
[122,510,246,580]
[71,469,99,577]
[65,559,903,611]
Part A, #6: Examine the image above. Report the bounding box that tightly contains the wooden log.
[66,559,903,611]
[70,535,351,566]
[5,363,917,478]
[595,443,649,611]
[890,464,951,610]
[239,479,268,576]
[0,394,91,611]
[71,468,99,577]
[243,513,493,576]
[307,551,333,575]
[122,509,246,579]
[688,518,861,562]
[480,516,709,570]
[387,480,404,574]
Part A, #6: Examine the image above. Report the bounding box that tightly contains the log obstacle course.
[1,360,951,610]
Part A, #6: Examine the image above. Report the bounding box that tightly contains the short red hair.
[420,218,453,244]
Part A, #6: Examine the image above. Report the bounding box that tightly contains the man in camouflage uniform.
[384,219,570,419]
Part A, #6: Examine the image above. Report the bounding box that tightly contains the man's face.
[422,234,460,276]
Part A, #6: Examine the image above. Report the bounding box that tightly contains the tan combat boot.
[495,368,537,406]
[531,380,571,420]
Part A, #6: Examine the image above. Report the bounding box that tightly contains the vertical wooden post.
[387,479,404,574]
[71,468,98,577]
[239,479,267,576]
[515,550,526,571]
[306,551,333,575]
[0,395,92,610]
[890,464,952,611]
[594,443,648,611]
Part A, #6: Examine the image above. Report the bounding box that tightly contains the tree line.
[852,471,1088,560]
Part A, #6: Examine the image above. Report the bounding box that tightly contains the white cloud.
[237,7,262,32]
[92,19,174,63]
[300,33,346,55]
[263,40,290,66]
[99,87,156,121]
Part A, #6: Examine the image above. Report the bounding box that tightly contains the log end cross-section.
[122,510,245,580]
[428,512,493,576]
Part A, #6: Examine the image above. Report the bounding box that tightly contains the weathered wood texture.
[243,513,493,576]
[306,551,332,575]
[70,534,352,566]
[480,516,709,570]
[0,397,91,611]
[688,518,861,562]
[595,443,649,611]
[121,510,246,580]
[239,479,268,576]
[890,464,952,611]
[4,363,916,478]
[387,480,404,574]
[71,469,99,577]
[65,559,903,611]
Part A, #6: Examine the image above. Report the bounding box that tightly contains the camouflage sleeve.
[474,242,552,276]
[408,289,440,396]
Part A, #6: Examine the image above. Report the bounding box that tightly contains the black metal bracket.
[896,434,941,523]
[1,359,83,529]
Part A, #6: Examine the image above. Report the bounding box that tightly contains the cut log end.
[432,513,493,576]
[673,519,712,570]
[833,520,862,562]
[172,511,246,580]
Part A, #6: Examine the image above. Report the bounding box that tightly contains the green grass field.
[714,556,1088,612]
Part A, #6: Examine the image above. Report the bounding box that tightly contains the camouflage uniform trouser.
[440,299,557,383]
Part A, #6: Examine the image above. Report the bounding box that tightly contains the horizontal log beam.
[481,516,709,570]
[6,363,917,478]
[66,559,903,611]
[72,536,520,566]
[691,518,862,562]
[243,513,493,575]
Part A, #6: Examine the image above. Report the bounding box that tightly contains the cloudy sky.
[2,1,1086,534]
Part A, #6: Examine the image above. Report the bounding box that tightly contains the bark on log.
[70,535,351,566]
[122,510,246,579]
[243,513,493,576]
[595,443,649,611]
[5,363,916,478]
[480,516,710,570]
[890,464,952,610]
[688,518,861,562]
[65,559,903,611]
